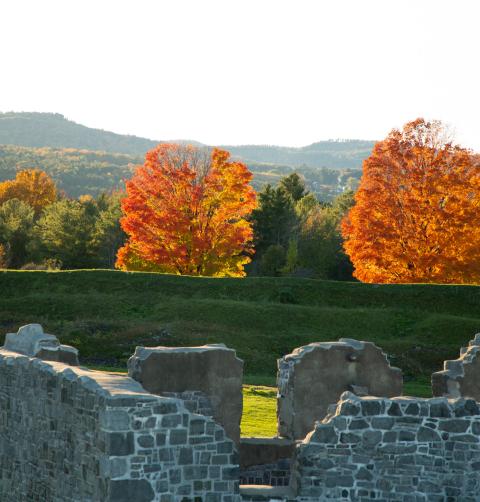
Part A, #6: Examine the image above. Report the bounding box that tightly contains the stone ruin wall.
[128,344,243,444]
[5,323,480,500]
[0,349,240,502]
[432,333,480,400]
[294,392,480,501]
[239,438,295,488]
[277,338,403,440]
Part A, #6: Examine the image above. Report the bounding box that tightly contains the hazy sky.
[1,0,479,149]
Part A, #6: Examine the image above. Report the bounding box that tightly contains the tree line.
[2,118,476,284]
[0,163,353,279]
[0,169,124,269]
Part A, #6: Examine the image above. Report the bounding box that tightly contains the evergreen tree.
[251,184,297,256]
[0,199,35,267]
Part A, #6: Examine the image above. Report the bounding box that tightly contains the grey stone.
[433,335,480,401]
[108,480,155,502]
[363,430,382,446]
[309,425,338,444]
[371,417,395,430]
[438,419,470,433]
[417,426,442,442]
[3,323,79,365]
[128,344,243,443]
[277,338,402,440]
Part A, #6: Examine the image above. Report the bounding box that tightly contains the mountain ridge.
[0,112,375,169]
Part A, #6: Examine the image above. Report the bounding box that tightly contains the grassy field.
[1,269,478,380]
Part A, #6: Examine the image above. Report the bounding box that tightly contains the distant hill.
[0,112,160,155]
[0,145,140,198]
[0,112,375,169]
[0,144,361,199]
[0,112,369,199]
[224,140,375,169]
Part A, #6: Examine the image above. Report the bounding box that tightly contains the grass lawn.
[241,386,278,437]
[0,270,478,381]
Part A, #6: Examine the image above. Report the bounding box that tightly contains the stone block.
[128,344,243,443]
[277,338,402,439]
[3,323,79,365]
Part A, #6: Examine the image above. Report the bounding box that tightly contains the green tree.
[91,193,125,267]
[34,199,97,268]
[297,191,354,280]
[251,184,297,255]
[281,238,299,275]
[260,244,286,276]
[0,199,35,268]
[295,192,319,220]
[279,172,308,202]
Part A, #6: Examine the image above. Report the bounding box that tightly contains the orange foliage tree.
[0,169,57,214]
[116,144,257,276]
[342,118,480,284]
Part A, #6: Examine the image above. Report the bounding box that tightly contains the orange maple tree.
[0,169,57,214]
[342,118,480,284]
[116,144,257,276]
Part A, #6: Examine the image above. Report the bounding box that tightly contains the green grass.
[1,269,478,383]
[403,376,432,398]
[241,385,278,437]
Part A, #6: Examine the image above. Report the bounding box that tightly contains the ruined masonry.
[294,391,480,500]
[0,352,239,501]
[277,338,403,440]
[432,332,480,400]
[128,344,243,443]
[4,322,79,365]
[4,324,480,501]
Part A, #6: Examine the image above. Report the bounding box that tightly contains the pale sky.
[1,0,479,150]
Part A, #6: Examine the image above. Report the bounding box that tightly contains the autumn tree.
[0,169,57,215]
[342,118,480,284]
[116,144,256,277]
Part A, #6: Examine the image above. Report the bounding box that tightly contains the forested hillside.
[225,140,375,169]
[0,112,158,155]
[0,145,139,197]
[0,144,361,199]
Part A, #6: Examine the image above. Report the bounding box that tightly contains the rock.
[277,338,402,440]
[3,324,79,365]
[128,344,243,443]
[432,334,480,400]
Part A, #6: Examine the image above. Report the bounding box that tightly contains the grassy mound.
[0,270,479,381]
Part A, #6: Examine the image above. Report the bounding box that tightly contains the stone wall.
[129,344,243,443]
[0,349,240,502]
[239,438,295,488]
[432,333,480,399]
[277,338,403,440]
[292,391,480,500]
